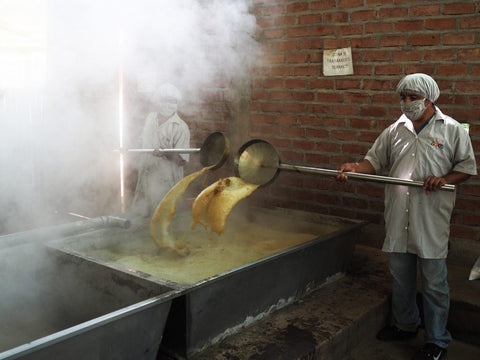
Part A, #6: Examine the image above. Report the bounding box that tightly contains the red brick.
[351,37,378,48]
[316,142,342,153]
[379,35,408,47]
[306,128,329,138]
[437,64,469,76]
[264,28,285,39]
[451,225,478,240]
[393,50,422,62]
[280,126,305,137]
[374,64,403,75]
[261,4,285,17]
[263,79,284,89]
[458,47,480,61]
[271,65,294,76]
[285,52,310,63]
[305,152,330,164]
[284,103,306,113]
[410,4,440,17]
[460,16,480,29]
[331,130,357,141]
[269,90,291,101]
[311,0,337,11]
[292,91,315,101]
[311,25,336,36]
[404,64,435,75]
[298,38,323,49]
[360,106,389,118]
[424,49,456,61]
[310,79,335,89]
[274,15,296,27]
[275,40,297,51]
[294,66,318,76]
[411,34,441,46]
[425,18,456,30]
[324,38,350,49]
[444,2,476,15]
[285,79,307,88]
[287,26,311,38]
[344,92,370,103]
[262,102,283,112]
[351,10,377,22]
[379,7,408,18]
[338,0,364,8]
[338,24,363,35]
[324,11,349,23]
[324,117,348,128]
[251,113,275,124]
[286,2,309,13]
[350,118,377,130]
[443,33,475,45]
[363,50,391,62]
[297,115,320,126]
[333,105,358,116]
[316,92,342,103]
[299,14,322,25]
[306,103,330,114]
[395,20,423,32]
[275,114,297,124]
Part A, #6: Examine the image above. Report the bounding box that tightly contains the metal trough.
[0,241,179,360]
[48,207,365,359]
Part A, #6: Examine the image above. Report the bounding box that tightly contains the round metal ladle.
[234,139,455,192]
[120,131,230,170]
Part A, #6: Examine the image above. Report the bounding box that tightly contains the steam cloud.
[0,0,262,234]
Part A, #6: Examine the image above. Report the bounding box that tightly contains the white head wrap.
[396,73,440,103]
[154,83,182,102]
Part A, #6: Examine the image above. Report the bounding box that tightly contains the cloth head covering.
[154,83,182,102]
[396,73,440,102]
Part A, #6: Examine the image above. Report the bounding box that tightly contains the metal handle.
[116,148,201,154]
[279,164,456,192]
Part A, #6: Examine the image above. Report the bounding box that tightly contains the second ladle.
[121,131,230,170]
[234,139,455,192]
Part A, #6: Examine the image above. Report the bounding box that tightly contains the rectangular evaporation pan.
[161,207,365,359]
[47,207,365,359]
[0,242,180,360]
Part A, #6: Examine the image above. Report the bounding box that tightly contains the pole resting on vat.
[117,131,230,170]
[234,139,456,192]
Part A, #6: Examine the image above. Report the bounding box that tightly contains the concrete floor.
[174,244,480,360]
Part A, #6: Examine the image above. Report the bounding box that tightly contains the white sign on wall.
[323,47,353,76]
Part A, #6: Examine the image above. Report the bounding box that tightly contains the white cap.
[154,83,182,102]
[396,73,440,102]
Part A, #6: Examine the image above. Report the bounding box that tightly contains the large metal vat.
[48,206,365,359]
[0,241,179,360]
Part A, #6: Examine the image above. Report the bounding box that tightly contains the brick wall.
[218,0,480,258]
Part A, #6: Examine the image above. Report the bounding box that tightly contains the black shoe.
[376,325,418,341]
[412,343,447,360]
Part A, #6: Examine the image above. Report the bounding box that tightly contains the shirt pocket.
[418,136,453,177]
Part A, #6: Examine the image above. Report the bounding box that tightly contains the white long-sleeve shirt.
[133,112,190,216]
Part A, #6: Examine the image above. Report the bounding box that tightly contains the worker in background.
[132,83,190,217]
[336,73,477,360]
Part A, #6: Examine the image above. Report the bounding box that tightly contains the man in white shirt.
[337,73,477,360]
[132,83,190,217]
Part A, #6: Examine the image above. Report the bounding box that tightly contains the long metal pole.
[279,164,456,192]
[120,148,201,153]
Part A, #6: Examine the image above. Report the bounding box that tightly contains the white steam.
[0,0,262,234]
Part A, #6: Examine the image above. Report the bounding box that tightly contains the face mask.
[158,102,178,118]
[400,99,426,121]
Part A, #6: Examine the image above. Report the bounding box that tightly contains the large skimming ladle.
[234,139,455,192]
[118,131,230,170]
